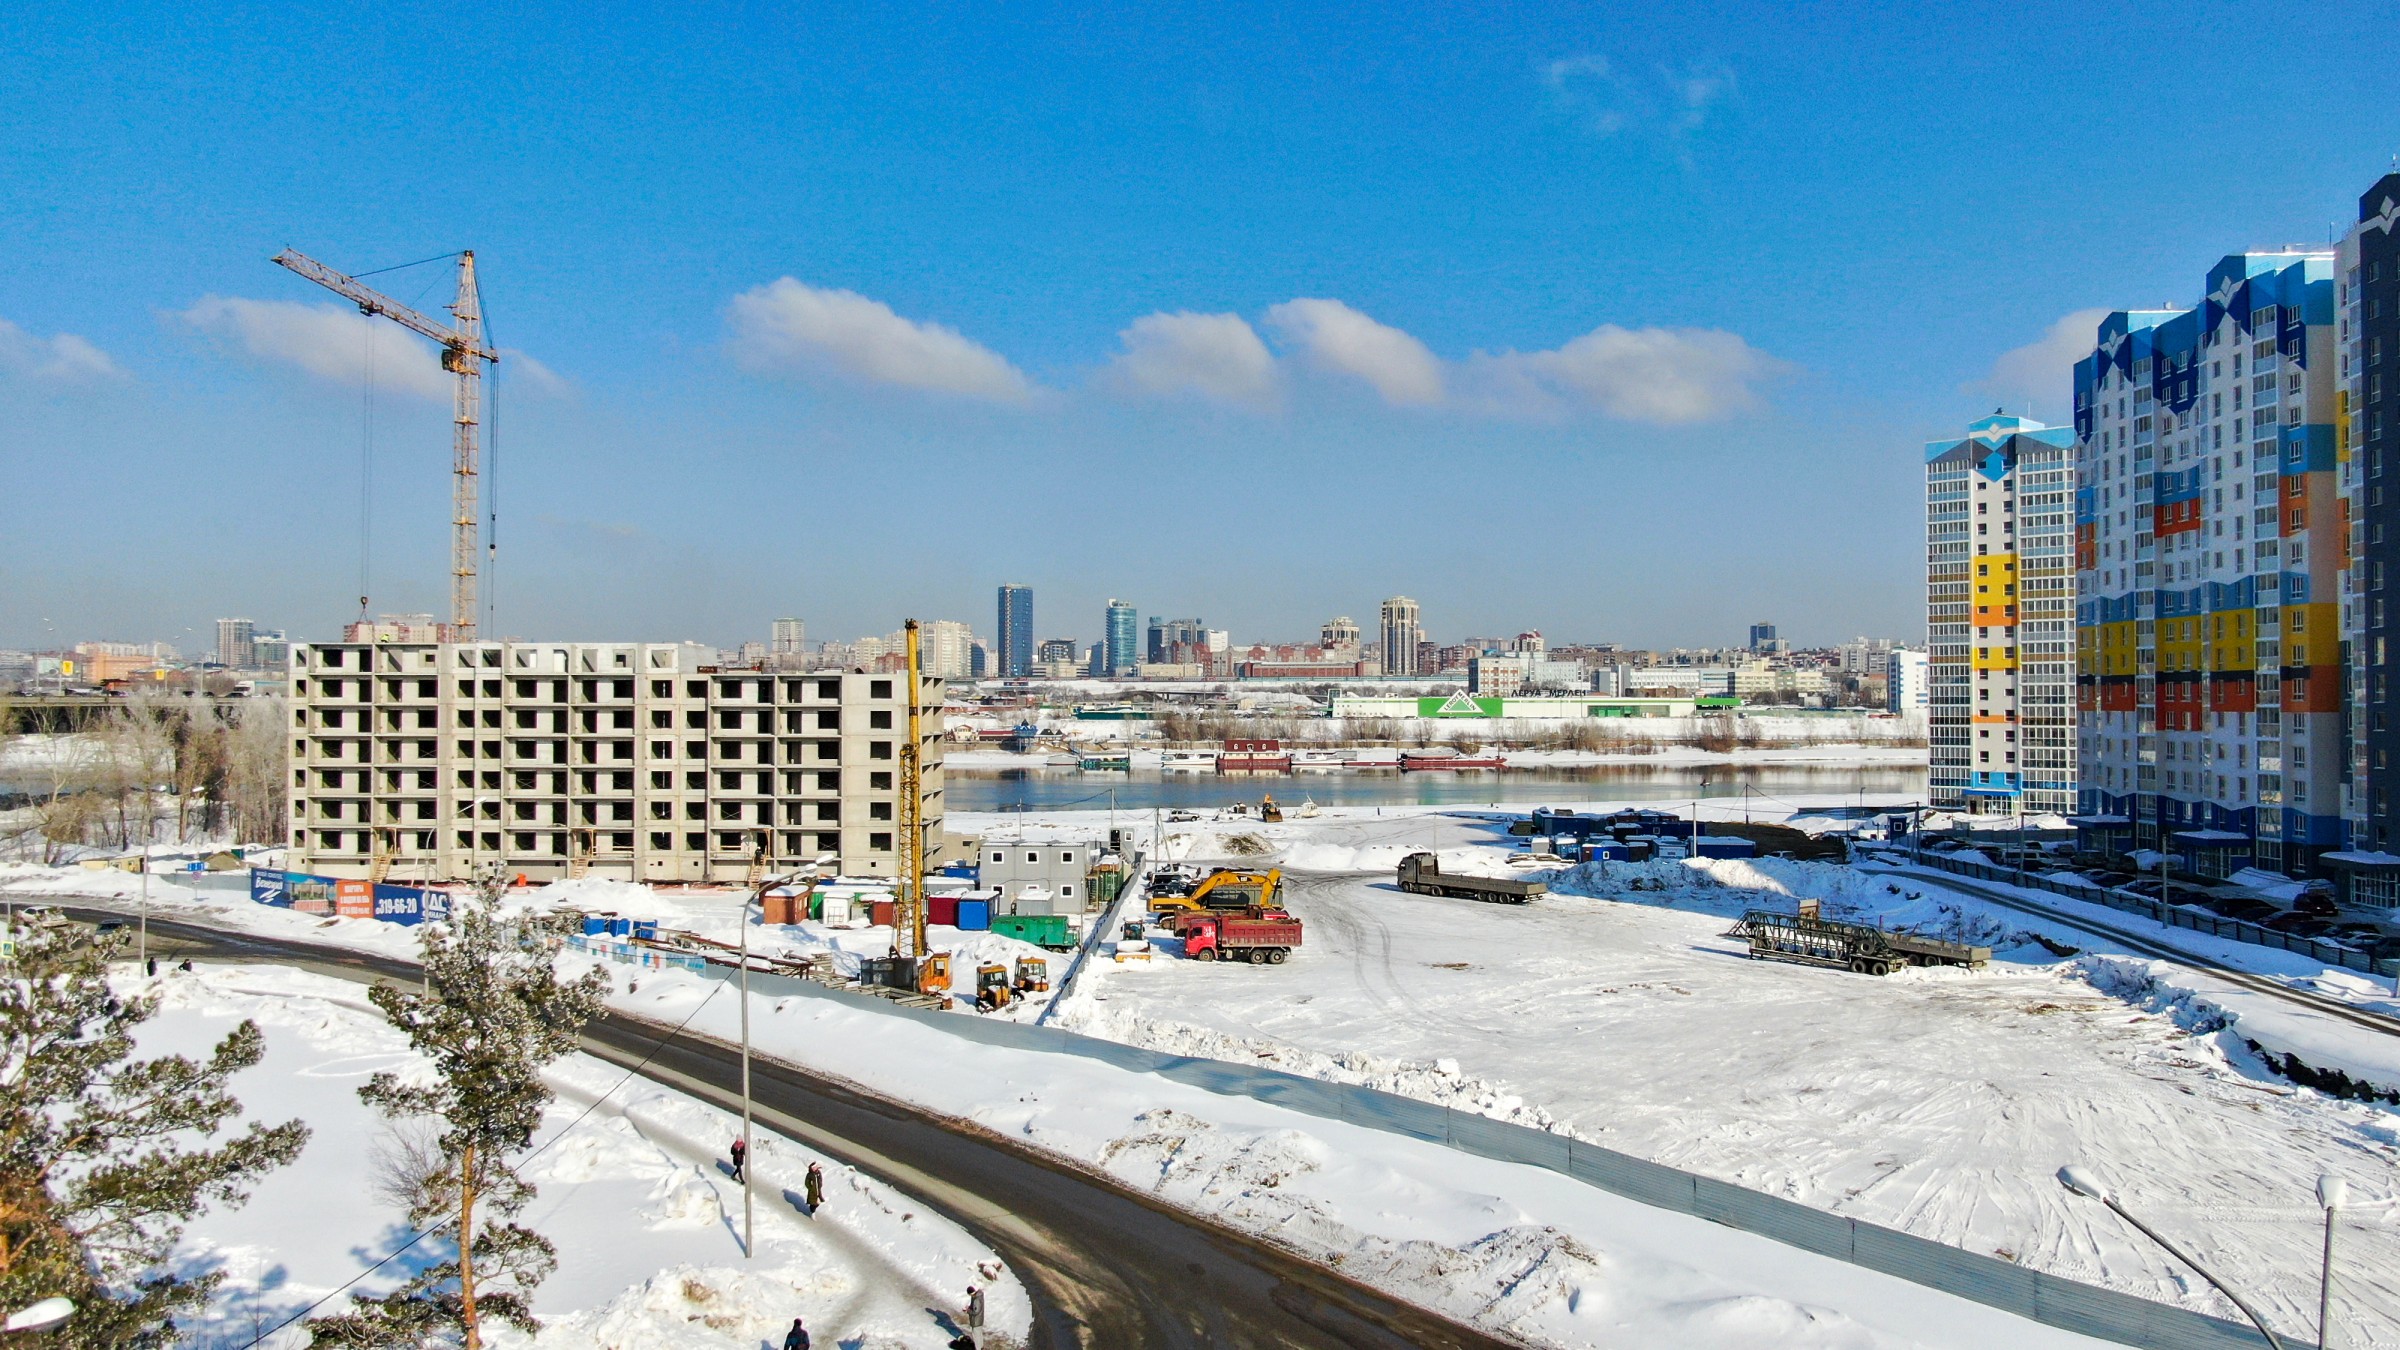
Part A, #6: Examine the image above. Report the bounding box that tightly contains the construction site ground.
[1037,802,2400,1344]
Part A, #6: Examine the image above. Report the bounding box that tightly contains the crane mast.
[897,620,928,961]
[271,248,499,639]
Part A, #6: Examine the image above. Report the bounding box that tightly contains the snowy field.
[15,801,2398,1347]
[135,963,1026,1349]
[1036,803,2400,1344]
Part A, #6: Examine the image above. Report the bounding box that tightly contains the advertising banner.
[371,884,450,925]
[287,872,338,915]
[334,879,375,919]
[248,868,291,907]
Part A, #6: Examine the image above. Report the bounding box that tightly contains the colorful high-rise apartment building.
[2072,250,2343,877]
[2332,174,2400,908]
[1924,414,2078,815]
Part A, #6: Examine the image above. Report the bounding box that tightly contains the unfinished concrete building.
[285,640,944,882]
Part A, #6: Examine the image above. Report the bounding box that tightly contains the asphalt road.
[42,903,1519,1350]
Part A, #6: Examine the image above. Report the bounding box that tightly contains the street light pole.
[2057,1166,2288,1348]
[2317,1175,2347,1350]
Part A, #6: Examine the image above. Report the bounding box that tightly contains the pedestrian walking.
[804,1161,824,1212]
[729,1137,747,1183]
[966,1283,985,1330]
[782,1315,809,1350]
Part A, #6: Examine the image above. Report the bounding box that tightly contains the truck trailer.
[1396,852,1548,904]
[1170,910,1302,964]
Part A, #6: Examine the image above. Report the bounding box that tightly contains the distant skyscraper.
[1104,600,1139,676]
[1747,622,1778,651]
[215,617,255,668]
[1379,597,1423,676]
[771,617,806,656]
[997,585,1033,677]
[1926,413,2076,816]
[1887,649,1929,714]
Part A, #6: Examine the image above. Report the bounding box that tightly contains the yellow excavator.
[1149,867,1284,915]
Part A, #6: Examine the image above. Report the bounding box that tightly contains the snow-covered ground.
[136,963,1026,1349]
[16,800,2397,1346]
[1037,804,2400,1343]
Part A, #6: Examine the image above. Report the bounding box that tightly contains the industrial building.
[977,837,1107,915]
[1925,413,2077,816]
[2071,252,2343,875]
[284,639,944,883]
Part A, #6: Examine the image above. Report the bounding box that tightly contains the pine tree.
[0,924,309,1348]
[309,877,609,1349]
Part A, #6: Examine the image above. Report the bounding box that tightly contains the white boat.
[1292,749,1347,772]
[1347,749,1402,770]
[1159,749,1220,773]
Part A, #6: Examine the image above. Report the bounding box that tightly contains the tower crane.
[271,249,498,639]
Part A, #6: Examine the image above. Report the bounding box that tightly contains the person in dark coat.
[729,1136,747,1182]
[804,1161,824,1211]
[783,1316,809,1350]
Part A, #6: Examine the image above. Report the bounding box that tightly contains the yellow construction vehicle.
[1014,955,1050,994]
[973,962,1013,1011]
[1259,795,1284,823]
[1149,867,1283,914]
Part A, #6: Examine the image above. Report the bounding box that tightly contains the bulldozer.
[1149,867,1283,915]
[1259,795,1284,823]
[973,961,1013,1011]
[1014,954,1050,994]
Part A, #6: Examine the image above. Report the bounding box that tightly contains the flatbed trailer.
[1729,904,1989,976]
[1396,852,1547,904]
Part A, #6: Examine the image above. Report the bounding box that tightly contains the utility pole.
[137,853,148,973]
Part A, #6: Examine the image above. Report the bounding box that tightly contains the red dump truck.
[1171,909,1302,964]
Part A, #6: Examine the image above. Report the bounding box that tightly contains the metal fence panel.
[1444,1110,1571,1171]
[1851,1222,2039,1318]
[1695,1184,1857,1262]
[2028,1271,2268,1350]
[1563,1139,1696,1211]
[1335,1084,1451,1143]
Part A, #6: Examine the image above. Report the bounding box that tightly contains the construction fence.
[1896,851,2396,975]
[601,944,2262,1349]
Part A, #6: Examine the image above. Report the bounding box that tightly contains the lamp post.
[2317,1175,2347,1350]
[2056,1165,2287,1348]
[4,1298,74,1333]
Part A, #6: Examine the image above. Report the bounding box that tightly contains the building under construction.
[285,637,945,883]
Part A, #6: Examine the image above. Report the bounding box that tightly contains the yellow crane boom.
[271,248,498,639]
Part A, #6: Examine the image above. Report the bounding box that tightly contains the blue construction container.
[1692,836,1758,859]
[631,919,658,942]
[607,916,634,937]
[581,915,608,936]
[957,898,992,931]
[1587,842,1632,862]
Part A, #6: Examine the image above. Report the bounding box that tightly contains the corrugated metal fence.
[617,948,2263,1348]
[1900,851,2389,974]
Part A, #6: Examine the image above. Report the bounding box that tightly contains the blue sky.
[3,1,2394,654]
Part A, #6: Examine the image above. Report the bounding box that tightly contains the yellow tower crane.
[271,249,498,639]
[897,620,929,962]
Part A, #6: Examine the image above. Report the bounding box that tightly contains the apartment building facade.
[2071,251,2343,876]
[1925,414,2077,815]
[2334,174,2400,905]
[286,639,944,883]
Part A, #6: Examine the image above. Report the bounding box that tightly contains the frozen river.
[943,763,1924,813]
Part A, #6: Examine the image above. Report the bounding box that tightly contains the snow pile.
[138,964,1025,1349]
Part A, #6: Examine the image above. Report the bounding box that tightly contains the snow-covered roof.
[2323,850,2400,868]
[2068,814,2131,826]
[2171,829,2251,845]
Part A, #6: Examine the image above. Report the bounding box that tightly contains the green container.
[991,914,1074,949]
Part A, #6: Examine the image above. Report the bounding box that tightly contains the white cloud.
[1263,298,1444,406]
[1465,324,1782,424]
[176,296,451,399]
[725,278,1032,402]
[500,348,572,398]
[1540,54,1737,143]
[1541,54,1627,136]
[0,317,125,382]
[1103,311,1278,409]
[1976,308,2110,413]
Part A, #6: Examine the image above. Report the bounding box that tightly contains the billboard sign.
[371,884,449,925]
[335,879,375,919]
[287,872,338,915]
[249,868,291,907]
[1417,693,1502,718]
